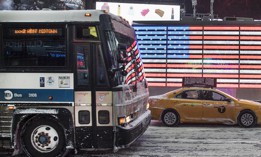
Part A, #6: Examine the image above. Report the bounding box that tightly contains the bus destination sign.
[10,28,62,36]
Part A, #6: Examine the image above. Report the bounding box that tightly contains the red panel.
[241,46,261,50]
[240,75,261,78]
[167,64,202,68]
[240,56,261,59]
[148,82,166,87]
[145,73,166,77]
[189,55,203,59]
[167,74,202,77]
[204,55,239,59]
[204,26,239,30]
[190,36,203,40]
[190,26,203,30]
[241,36,261,40]
[167,83,182,87]
[143,64,166,68]
[203,65,239,69]
[217,84,239,88]
[240,27,261,31]
[240,84,261,88]
[203,74,239,78]
[190,45,203,49]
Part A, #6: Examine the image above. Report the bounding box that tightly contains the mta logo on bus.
[4,90,13,100]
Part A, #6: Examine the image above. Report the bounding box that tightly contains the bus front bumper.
[116,110,151,148]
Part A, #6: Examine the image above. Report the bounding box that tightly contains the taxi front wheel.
[161,109,180,127]
[237,110,257,128]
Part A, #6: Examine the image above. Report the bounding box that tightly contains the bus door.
[73,43,112,149]
[73,43,94,148]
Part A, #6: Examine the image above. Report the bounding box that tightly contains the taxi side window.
[212,92,226,101]
[176,90,201,100]
[203,91,226,101]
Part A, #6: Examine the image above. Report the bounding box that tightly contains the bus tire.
[22,117,65,157]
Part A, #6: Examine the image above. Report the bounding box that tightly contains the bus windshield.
[103,17,145,86]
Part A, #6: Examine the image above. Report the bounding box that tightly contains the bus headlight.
[118,115,132,126]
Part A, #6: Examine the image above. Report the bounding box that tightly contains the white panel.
[144,69,166,72]
[204,69,238,73]
[241,31,261,35]
[147,78,166,82]
[168,59,202,64]
[204,41,239,45]
[167,78,183,82]
[0,73,74,89]
[204,31,239,35]
[217,79,239,83]
[168,69,202,73]
[241,41,261,45]
[240,79,261,83]
[203,60,238,64]
[241,50,261,54]
[75,91,91,106]
[241,70,261,74]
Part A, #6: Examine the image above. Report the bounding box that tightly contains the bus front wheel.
[22,118,65,157]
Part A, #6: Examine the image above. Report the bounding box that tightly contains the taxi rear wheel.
[161,110,179,127]
[237,110,257,128]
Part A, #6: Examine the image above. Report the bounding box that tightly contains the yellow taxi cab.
[149,78,261,128]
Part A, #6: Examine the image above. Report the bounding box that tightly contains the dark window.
[3,26,66,67]
[75,25,99,40]
[78,110,90,124]
[202,91,226,101]
[75,45,90,86]
[96,45,109,87]
[176,90,201,100]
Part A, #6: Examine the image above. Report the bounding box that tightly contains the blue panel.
[0,89,74,102]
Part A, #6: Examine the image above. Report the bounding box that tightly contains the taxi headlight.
[146,103,150,110]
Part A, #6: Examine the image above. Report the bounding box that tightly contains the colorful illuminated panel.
[133,24,261,88]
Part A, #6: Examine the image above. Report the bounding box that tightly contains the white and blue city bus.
[0,10,151,157]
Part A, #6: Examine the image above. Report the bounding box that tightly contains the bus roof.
[0,10,114,23]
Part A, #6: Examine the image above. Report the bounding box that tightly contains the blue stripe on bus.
[0,89,74,102]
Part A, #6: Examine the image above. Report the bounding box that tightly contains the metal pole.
[192,0,197,18]
[210,0,214,20]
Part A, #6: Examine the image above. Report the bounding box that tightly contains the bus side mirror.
[109,66,128,76]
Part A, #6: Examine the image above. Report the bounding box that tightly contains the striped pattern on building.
[134,25,261,88]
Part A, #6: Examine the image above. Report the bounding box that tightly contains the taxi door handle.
[203,104,213,107]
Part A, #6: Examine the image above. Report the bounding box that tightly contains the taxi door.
[202,90,236,124]
[174,90,204,122]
